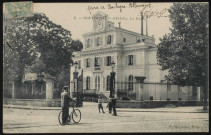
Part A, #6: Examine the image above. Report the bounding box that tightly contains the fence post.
[178,85,180,100]
[197,87,200,101]
[155,84,156,101]
[135,77,146,101]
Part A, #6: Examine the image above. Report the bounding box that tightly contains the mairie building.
[70,12,201,102]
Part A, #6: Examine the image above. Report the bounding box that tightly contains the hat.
[63,86,69,91]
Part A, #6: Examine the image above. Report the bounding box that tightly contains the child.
[98,96,105,113]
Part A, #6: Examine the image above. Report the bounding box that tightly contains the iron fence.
[115,82,199,101]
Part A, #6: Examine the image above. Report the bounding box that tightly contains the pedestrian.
[61,86,72,125]
[111,95,117,116]
[98,96,105,113]
[106,96,112,113]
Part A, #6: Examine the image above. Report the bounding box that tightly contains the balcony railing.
[83,89,97,93]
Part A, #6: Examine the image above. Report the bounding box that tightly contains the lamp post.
[110,61,117,116]
[73,61,79,106]
[110,61,116,97]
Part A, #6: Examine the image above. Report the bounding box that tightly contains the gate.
[72,71,83,107]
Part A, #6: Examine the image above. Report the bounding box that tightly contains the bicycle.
[58,103,81,125]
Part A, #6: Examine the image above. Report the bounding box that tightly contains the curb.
[3,106,61,110]
[117,110,208,113]
[4,105,208,113]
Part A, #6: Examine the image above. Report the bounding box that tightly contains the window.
[87,39,90,48]
[106,56,111,66]
[78,60,81,69]
[128,75,133,91]
[86,76,90,90]
[97,37,100,46]
[106,75,110,91]
[94,57,100,67]
[86,58,90,67]
[136,37,140,43]
[128,55,133,65]
[123,38,126,42]
[107,35,111,45]
[95,76,100,91]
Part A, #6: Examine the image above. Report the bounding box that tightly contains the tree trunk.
[203,85,208,110]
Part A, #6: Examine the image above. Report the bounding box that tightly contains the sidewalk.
[3,102,208,113]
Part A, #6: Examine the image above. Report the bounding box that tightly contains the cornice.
[73,47,150,58]
[83,28,115,37]
[115,27,154,40]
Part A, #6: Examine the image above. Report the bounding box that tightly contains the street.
[3,102,209,133]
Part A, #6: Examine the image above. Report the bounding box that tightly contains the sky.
[33,2,173,44]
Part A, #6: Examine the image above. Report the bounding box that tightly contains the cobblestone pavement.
[3,103,209,133]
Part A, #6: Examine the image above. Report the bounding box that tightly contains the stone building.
[70,12,201,101]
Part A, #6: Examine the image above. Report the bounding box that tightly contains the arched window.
[106,75,110,91]
[128,75,133,91]
[97,37,100,46]
[86,76,90,90]
[95,76,100,91]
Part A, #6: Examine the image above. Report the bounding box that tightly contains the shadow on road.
[4,124,59,129]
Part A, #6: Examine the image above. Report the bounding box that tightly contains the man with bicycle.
[61,86,73,125]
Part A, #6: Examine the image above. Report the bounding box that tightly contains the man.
[106,96,112,113]
[111,95,117,116]
[61,86,72,125]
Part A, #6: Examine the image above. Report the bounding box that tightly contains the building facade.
[70,12,201,101]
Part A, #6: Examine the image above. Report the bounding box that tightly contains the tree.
[3,15,38,93]
[4,13,83,94]
[157,3,208,110]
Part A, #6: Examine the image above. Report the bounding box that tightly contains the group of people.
[98,95,117,116]
[61,86,117,125]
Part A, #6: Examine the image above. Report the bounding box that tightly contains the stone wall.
[3,98,81,107]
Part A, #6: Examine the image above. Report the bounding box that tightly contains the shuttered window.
[87,39,90,48]
[78,60,81,69]
[86,58,90,67]
[86,76,90,90]
[95,76,100,91]
[107,35,111,45]
[123,38,126,42]
[94,57,100,66]
[107,56,111,66]
[106,75,110,91]
[97,37,100,46]
[128,55,133,65]
[128,75,133,91]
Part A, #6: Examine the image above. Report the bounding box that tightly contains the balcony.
[93,65,103,72]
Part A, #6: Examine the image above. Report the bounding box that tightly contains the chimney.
[141,12,144,35]
[146,15,148,36]
[118,22,121,28]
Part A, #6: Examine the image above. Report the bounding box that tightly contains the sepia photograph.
[2,1,209,133]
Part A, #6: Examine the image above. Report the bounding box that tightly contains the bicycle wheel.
[72,109,81,123]
[58,111,71,125]
[58,111,63,125]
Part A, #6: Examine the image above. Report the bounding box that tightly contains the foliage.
[3,13,83,90]
[3,16,38,82]
[157,3,208,87]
